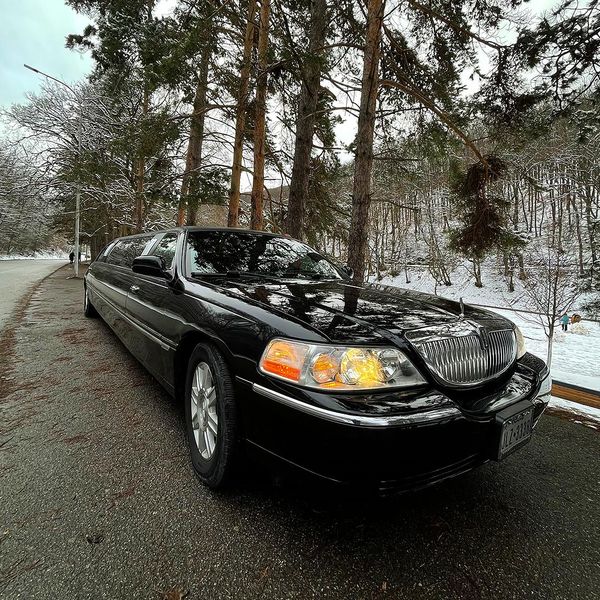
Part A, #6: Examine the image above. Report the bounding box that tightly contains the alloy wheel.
[190,361,219,459]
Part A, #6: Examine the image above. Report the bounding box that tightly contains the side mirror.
[132,255,171,279]
[341,265,354,279]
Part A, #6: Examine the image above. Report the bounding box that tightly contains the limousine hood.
[212,277,513,345]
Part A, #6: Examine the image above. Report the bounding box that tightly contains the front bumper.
[237,352,550,492]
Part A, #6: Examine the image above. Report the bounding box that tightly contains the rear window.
[106,235,154,268]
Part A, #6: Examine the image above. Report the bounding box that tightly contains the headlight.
[259,338,426,391]
[515,325,526,358]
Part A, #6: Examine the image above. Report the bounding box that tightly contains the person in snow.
[69,251,74,264]
[560,313,569,332]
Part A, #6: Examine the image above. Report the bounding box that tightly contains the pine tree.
[347,0,385,283]
[227,0,258,227]
[284,0,329,239]
[250,0,271,230]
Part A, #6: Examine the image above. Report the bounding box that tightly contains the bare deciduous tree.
[519,246,582,367]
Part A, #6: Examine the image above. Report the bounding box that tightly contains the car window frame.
[94,240,118,263]
[144,231,180,275]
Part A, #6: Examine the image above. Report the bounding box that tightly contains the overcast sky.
[1,0,560,110]
[0,0,92,108]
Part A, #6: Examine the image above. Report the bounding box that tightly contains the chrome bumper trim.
[537,372,552,397]
[251,383,462,428]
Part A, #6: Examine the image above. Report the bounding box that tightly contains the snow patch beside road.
[492,310,600,392]
[0,252,66,260]
[376,266,600,392]
[548,396,600,430]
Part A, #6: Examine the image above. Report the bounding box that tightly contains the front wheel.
[83,285,98,318]
[184,343,238,488]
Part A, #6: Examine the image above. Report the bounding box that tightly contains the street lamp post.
[24,64,83,278]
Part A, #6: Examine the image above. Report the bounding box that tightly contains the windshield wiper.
[191,270,275,279]
[191,270,333,282]
[281,271,328,280]
[191,270,240,278]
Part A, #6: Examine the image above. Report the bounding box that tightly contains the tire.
[83,285,98,318]
[184,343,238,488]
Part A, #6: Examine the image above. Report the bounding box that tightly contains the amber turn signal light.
[260,339,309,382]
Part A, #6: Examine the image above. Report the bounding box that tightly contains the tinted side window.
[106,236,153,268]
[149,233,178,269]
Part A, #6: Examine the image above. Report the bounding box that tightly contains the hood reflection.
[209,278,511,345]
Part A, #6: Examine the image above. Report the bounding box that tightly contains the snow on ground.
[548,396,600,431]
[0,251,67,260]
[492,310,600,391]
[377,260,595,313]
[376,263,600,391]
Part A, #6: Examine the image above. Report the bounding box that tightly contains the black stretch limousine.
[84,227,551,492]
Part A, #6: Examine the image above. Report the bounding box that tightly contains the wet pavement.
[0,259,64,331]
[0,267,598,599]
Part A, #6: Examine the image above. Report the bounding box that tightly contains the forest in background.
[1,1,599,318]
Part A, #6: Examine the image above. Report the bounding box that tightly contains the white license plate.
[499,408,533,459]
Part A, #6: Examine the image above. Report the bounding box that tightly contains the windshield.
[185,231,343,280]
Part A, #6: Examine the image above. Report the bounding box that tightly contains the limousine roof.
[114,227,282,240]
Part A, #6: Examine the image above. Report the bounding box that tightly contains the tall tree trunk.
[503,251,509,276]
[347,0,385,283]
[227,0,257,227]
[517,252,526,280]
[178,39,211,226]
[556,194,564,253]
[473,258,483,287]
[250,0,271,231]
[512,181,519,227]
[134,86,149,233]
[584,190,598,269]
[546,324,554,368]
[284,0,328,239]
[570,194,585,275]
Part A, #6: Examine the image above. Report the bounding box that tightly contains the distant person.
[560,313,569,332]
[69,251,74,264]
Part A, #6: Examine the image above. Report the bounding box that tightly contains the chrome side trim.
[125,312,173,352]
[251,383,461,428]
[92,286,173,351]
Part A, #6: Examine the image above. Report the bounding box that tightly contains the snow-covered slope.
[375,263,600,391]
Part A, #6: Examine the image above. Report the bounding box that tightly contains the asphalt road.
[0,259,65,331]
[0,267,599,599]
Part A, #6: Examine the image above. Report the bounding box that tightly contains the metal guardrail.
[469,302,600,324]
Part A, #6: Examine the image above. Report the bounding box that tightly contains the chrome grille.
[406,326,517,386]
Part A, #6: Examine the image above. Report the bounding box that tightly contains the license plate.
[498,407,533,459]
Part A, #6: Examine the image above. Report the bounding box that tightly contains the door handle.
[130,285,140,293]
